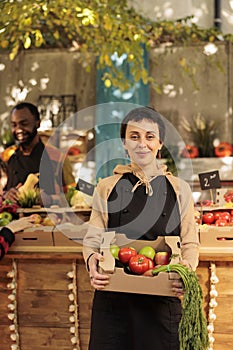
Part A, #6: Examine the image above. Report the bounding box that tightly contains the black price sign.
[76,179,95,196]
[198,170,221,190]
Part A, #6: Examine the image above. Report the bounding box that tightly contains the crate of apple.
[110,244,171,275]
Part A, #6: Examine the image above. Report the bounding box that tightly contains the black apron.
[89,174,182,350]
[6,140,56,194]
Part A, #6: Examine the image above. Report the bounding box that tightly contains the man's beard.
[14,126,38,146]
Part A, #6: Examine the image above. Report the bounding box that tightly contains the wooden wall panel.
[77,259,94,350]
[196,262,210,315]
[17,260,74,290]
[17,290,71,327]
[0,325,12,350]
[20,326,72,350]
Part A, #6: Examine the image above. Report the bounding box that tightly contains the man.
[3,102,75,206]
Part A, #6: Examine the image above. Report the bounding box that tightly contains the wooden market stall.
[0,224,233,350]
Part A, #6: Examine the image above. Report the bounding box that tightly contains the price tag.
[198,170,221,190]
[76,179,95,196]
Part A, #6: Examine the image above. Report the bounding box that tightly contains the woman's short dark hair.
[120,106,165,143]
[11,102,40,121]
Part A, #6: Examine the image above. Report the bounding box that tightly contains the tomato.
[110,245,120,259]
[218,211,231,222]
[215,219,228,227]
[213,211,222,221]
[118,247,136,264]
[202,212,215,225]
[138,246,156,260]
[128,254,150,275]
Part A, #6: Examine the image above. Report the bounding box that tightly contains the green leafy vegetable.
[152,264,209,350]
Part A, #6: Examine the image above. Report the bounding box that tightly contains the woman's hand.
[172,259,192,298]
[172,279,185,298]
[88,252,110,290]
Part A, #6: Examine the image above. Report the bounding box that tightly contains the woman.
[83,106,199,350]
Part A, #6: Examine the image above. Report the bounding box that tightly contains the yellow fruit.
[42,214,60,226]
[29,213,42,224]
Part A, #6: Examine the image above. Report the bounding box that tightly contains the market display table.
[0,225,233,350]
[198,227,233,350]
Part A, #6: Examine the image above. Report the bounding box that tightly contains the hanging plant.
[0,1,233,91]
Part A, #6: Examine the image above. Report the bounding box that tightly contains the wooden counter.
[0,226,94,350]
[0,227,233,349]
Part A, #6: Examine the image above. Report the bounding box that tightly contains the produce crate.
[53,223,88,250]
[199,226,233,254]
[8,228,54,252]
[98,232,181,297]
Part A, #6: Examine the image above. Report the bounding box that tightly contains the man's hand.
[3,183,22,203]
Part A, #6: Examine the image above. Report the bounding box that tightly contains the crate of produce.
[199,225,233,253]
[98,232,181,296]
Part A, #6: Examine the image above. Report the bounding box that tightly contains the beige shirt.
[83,163,199,270]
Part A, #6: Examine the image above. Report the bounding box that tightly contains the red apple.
[155,251,171,265]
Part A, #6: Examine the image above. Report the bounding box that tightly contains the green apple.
[0,217,10,226]
[139,245,156,260]
[0,211,13,222]
[110,244,120,259]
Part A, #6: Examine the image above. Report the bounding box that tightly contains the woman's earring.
[157,150,161,159]
[125,150,129,158]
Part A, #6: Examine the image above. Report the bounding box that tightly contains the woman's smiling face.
[123,119,163,168]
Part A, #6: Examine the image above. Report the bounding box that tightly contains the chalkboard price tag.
[76,179,95,196]
[198,170,221,190]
